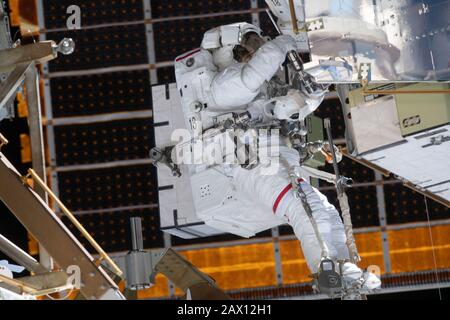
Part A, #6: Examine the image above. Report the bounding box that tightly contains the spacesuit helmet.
[201,22,265,69]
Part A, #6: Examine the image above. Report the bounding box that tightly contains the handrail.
[363,88,450,95]
[26,169,123,277]
[360,80,450,95]
[0,133,8,150]
[0,274,38,294]
[288,0,299,34]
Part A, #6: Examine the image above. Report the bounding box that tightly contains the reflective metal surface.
[0,2,14,120]
[304,0,450,82]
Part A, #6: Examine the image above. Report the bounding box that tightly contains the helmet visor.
[233,32,265,63]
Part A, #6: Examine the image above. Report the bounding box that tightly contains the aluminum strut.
[324,118,361,264]
[0,152,125,300]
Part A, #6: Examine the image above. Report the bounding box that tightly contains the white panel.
[204,218,256,238]
[158,189,177,228]
[154,124,175,148]
[351,96,404,154]
[156,164,175,188]
[361,125,450,203]
[174,171,197,223]
[163,228,197,239]
[187,224,224,236]
[152,85,171,123]
[152,83,224,238]
[191,169,237,214]
[304,0,450,82]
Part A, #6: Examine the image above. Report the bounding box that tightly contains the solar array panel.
[54,119,154,166]
[43,0,144,29]
[153,14,252,62]
[50,71,152,117]
[58,165,157,212]
[151,0,251,18]
[48,25,148,72]
[61,208,163,252]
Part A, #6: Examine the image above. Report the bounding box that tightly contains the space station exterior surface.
[302,0,450,82]
[341,83,450,206]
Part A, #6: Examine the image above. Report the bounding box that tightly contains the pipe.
[130,217,144,251]
[0,234,48,274]
[26,169,123,277]
[0,274,38,294]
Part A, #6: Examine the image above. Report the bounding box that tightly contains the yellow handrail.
[0,274,38,294]
[359,78,450,95]
[288,0,299,34]
[0,132,8,150]
[27,169,123,277]
[363,88,450,95]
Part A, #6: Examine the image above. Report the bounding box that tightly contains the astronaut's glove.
[271,88,326,122]
[321,142,343,164]
[304,88,326,111]
[272,89,305,121]
[271,35,298,55]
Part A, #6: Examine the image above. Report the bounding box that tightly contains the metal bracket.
[358,63,372,82]
[0,270,70,297]
[0,62,31,110]
[149,147,181,177]
[0,39,75,73]
[0,234,48,274]
[315,259,343,298]
[306,18,325,32]
[423,135,450,148]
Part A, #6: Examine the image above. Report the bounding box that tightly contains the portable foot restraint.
[315,259,343,297]
[312,259,370,300]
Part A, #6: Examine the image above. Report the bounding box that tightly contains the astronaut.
[172,22,381,296]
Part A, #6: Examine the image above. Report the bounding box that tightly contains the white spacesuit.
[173,22,381,296]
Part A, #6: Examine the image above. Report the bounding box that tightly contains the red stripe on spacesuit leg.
[175,48,202,62]
[272,179,304,214]
[273,184,292,214]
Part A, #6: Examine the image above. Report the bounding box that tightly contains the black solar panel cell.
[385,185,450,224]
[157,67,176,84]
[427,200,450,220]
[61,208,164,253]
[319,156,376,184]
[314,98,346,140]
[259,13,283,39]
[279,225,295,236]
[50,70,152,118]
[43,0,144,29]
[48,24,148,72]
[151,0,251,18]
[258,0,269,9]
[153,14,253,62]
[58,165,157,212]
[54,118,154,166]
[320,187,380,228]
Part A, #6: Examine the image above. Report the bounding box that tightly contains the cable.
[424,196,443,300]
